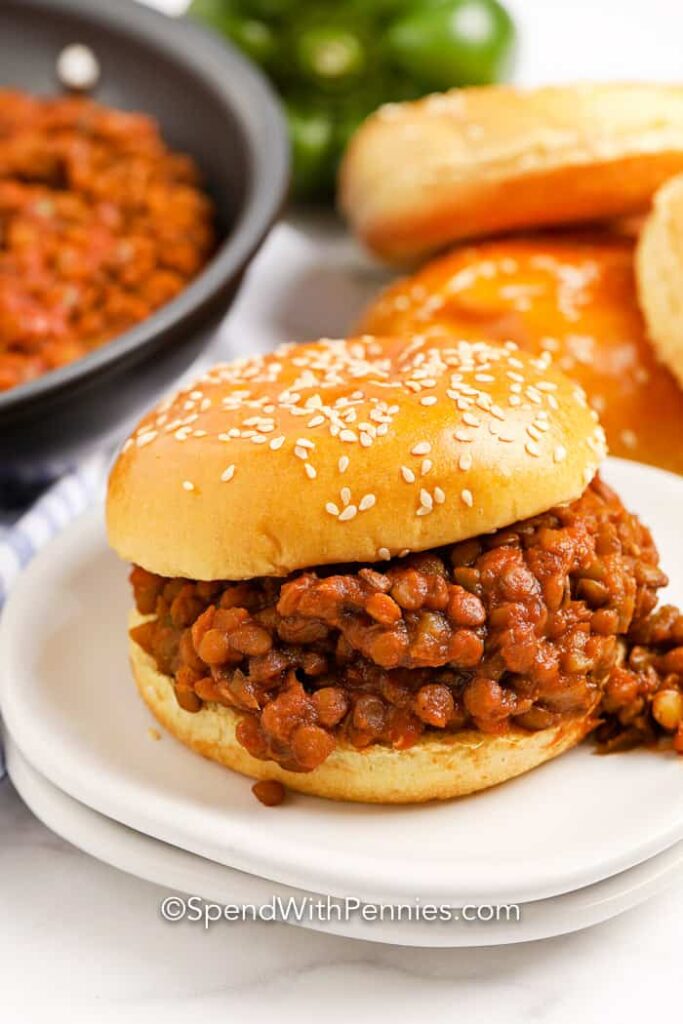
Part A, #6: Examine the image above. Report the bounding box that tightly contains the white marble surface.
[4,0,683,1019]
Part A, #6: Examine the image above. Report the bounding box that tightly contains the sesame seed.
[360,432,373,448]
[326,502,340,517]
[182,480,195,492]
[250,435,267,444]
[554,445,567,463]
[462,412,480,427]
[459,452,472,471]
[454,429,472,442]
[526,440,541,457]
[221,465,236,482]
[377,547,391,561]
[420,488,433,509]
[136,430,157,447]
[294,446,309,460]
[420,396,437,406]
[296,438,315,449]
[338,456,349,473]
[461,489,474,507]
[401,466,416,483]
[307,415,325,427]
[411,441,431,456]
[341,487,351,506]
[338,504,357,522]
[434,487,445,504]
[421,459,432,476]
[270,436,285,450]
[340,429,357,443]
[359,494,376,512]
[304,463,317,479]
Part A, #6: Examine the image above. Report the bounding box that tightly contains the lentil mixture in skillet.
[0,90,215,391]
[131,475,683,773]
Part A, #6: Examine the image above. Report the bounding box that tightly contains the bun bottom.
[130,632,599,803]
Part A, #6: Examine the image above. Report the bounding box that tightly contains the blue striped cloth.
[0,454,110,779]
[0,455,109,606]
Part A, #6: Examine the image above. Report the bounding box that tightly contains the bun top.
[106,336,606,580]
[340,82,683,263]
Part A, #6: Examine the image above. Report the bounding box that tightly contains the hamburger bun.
[107,335,606,581]
[339,83,683,264]
[130,611,600,803]
[637,172,683,391]
[359,234,683,476]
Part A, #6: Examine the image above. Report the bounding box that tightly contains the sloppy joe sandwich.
[107,335,683,803]
[339,83,683,264]
[359,233,683,476]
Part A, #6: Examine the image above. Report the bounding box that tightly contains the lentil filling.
[130,476,683,772]
[0,90,215,391]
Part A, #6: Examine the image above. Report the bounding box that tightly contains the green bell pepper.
[189,0,516,201]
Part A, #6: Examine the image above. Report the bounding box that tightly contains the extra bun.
[340,83,683,264]
[359,234,683,477]
[107,336,606,581]
[637,172,683,391]
[130,620,599,803]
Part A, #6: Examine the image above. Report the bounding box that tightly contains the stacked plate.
[2,458,683,948]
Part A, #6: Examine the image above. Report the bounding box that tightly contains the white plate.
[7,731,683,948]
[2,458,683,906]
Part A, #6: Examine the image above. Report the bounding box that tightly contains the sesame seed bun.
[359,234,683,477]
[129,616,599,803]
[106,336,606,580]
[339,83,683,265]
[636,173,683,391]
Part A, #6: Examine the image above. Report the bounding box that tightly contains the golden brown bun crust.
[130,627,598,804]
[636,173,683,391]
[107,336,606,581]
[339,83,683,264]
[359,234,683,477]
